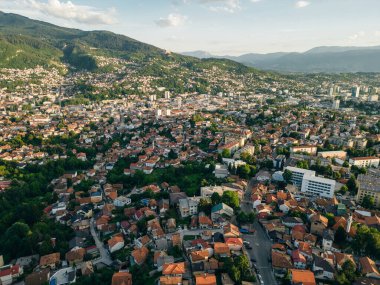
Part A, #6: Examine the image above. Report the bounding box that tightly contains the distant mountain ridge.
[182,46,380,73]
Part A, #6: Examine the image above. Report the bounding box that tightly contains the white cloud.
[199,0,241,13]
[155,13,187,28]
[295,1,310,8]
[1,0,116,25]
[349,31,365,41]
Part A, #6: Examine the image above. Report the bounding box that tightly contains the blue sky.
[1,0,380,55]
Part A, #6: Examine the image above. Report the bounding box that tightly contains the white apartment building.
[290,145,317,156]
[178,197,199,218]
[318,150,347,160]
[285,166,335,198]
[285,166,315,187]
[349,156,379,168]
[301,175,336,198]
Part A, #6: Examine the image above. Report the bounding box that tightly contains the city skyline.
[0,0,380,55]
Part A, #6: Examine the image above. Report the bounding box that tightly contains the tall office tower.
[332,99,340,109]
[352,86,360,97]
[329,87,334,96]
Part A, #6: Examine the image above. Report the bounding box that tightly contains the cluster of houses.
[248,180,380,285]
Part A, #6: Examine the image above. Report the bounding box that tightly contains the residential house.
[225,238,243,251]
[223,223,240,238]
[313,255,335,280]
[39,252,60,269]
[290,269,316,285]
[195,273,217,285]
[81,261,94,276]
[113,196,131,207]
[158,199,170,216]
[310,214,328,236]
[213,243,230,258]
[131,247,149,265]
[25,269,50,285]
[292,250,307,269]
[0,265,23,285]
[112,271,132,285]
[108,236,125,253]
[162,262,186,277]
[322,230,334,251]
[199,215,213,229]
[334,252,356,270]
[211,203,234,222]
[65,247,86,266]
[179,197,199,218]
[272,250,293,277]
[359,257,380,279]
[190,249,212,263]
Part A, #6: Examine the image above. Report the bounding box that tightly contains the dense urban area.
[1,11,380,285]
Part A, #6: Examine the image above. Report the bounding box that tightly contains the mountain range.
[1,10,380,74]
[182,46,380,73]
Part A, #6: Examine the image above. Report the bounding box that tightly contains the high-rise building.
[332,99,340,109]
[329,87,334,96]
[352,86,360,97]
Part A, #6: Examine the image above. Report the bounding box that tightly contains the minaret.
[346,214,353,233]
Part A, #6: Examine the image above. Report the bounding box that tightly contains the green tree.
[334,226,347,245]
[0,165,9,177]
[221,149,231,158]
[198,198,212,215]
[237,164,251,179]
[336,260,357,284]
[362,195,375,209]
[222,191,239,209]
[211,192,222,205]
[339,185,348,194]
[346,175,358,194]
[283,169,292,183]
[296,160,309,169]
[230,265,241,283]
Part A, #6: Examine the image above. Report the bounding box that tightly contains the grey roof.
[322,229,334,241]
[314,255,335,273]
[358,169,380,193]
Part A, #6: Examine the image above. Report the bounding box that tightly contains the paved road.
[243,223,277,285]
[240,178,277,285]
[90,218,113,266]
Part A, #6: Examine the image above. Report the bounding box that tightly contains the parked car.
[257,274,264,285]
[250,257,256,263]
